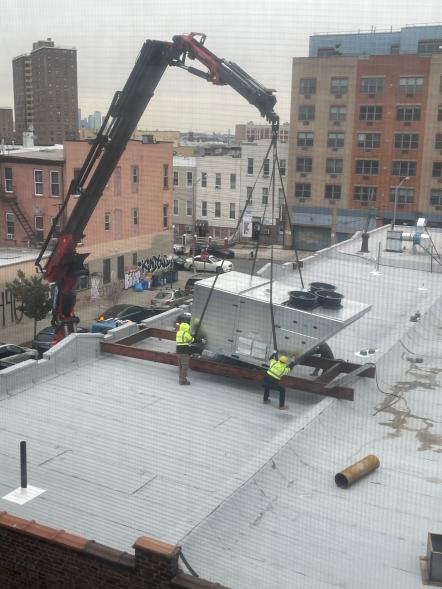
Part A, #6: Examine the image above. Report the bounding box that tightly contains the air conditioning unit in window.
[333,121,340,126]
[332,147,338,152]
[6,234,14,240]
[302,121,310,126]
[299,198,306,203]
[330,173,337,178]
[300,172,307,177]
[406,92,415,97]
[398,204,405,209]
[368,93,376,98]
[401,149,409,154]
[360,201,368,206]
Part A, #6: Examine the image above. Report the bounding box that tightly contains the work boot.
[278,405,289,411]
[263,398,270,404]
[180,380,191,385]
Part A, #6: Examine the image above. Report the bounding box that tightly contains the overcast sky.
[1,0,441,132]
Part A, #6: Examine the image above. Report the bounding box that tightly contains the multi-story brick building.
[288,24,442,250]
[235,121,289,144]
[0,139,173,283]
[172,156,197,238]
[13,39,78,145]
[0,108,14,144]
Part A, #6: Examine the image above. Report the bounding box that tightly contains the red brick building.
[0,139,173,283]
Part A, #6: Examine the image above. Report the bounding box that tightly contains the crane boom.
[36,33,279,341]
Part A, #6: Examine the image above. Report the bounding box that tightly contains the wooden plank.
[101,341,354,401]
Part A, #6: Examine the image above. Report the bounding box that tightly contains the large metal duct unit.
[191,271,371,368]
[386,218,430,253]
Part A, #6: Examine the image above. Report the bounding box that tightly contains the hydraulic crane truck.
[35,33,280,343]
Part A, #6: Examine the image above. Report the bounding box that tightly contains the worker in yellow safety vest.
[176,322,194,385]
[262,352,296,410]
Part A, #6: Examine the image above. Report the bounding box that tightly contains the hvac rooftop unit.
[191,271,371,369]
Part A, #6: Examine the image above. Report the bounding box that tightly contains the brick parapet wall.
[0,512,229,589]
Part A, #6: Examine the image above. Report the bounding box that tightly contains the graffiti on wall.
[0,289,23,328]
[137,255,173,274]
[124,269,141,290]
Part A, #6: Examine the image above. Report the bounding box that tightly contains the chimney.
[22,131,34,148]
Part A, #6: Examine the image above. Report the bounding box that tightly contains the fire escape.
[0,185,39,245]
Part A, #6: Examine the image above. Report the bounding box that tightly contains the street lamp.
[392,176,410,230]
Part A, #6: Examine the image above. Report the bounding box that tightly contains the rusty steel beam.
[101,340,354,400]
[117,327,375,378]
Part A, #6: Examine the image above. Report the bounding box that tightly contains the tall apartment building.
[172,156,197,237]
[13,39,78,145]
[0,108,14,144]
[288,25,442,250]
[235,121,289,143]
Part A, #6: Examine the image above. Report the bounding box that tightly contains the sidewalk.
[2,273,189,347]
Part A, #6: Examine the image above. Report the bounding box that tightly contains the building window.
[278,188,285,207]
[295,183,311,198]
[186,200,192,216]
[395,133,419,149]
[34,169,43,195]
[201,172,207,187]
[298,105,315,121]
[246,186,253,204]
[418,39,442,54]
[353,186,377,202]
[392,160,417,177]
[215,173,221,189]
[296,157,312,173]
[132,208,139,225]
[230,173,236,189]
[435,134,442,149]
[389,187,415,204]
[430,189,442,205]
[163,205,168,228]
[330,78,348,95]
[215,202,221,217]
[329,106,346,121]
[173,199,179,215]
[299,78,316,95]
[114,167,121,196]
[262,187,269,204]
[173,171,179,186]
[102,258,111,284]
[132,253,137,266]
[324,185,342,200]
[356,159,379,175]
[360,77,384,94]
[50,216,61,234]
[318,47,339,57]
[50,170,60,196]
[229,203,235,219]
[396,105,421,121]
[34,216,44,241]
[263,159,270,177]
[399,77,424,94]
[390,44,400,54]
[104,212,111,231]
[328,133,344,148]
[357,133,381,149]
[297,132,314,147]
[4,167,13,192]
[76,264,90,291]
[433,162,442,178]
[201,201,207,216]
[131,166,139,192]
[247,158,254,175]
[163,164,169,189]
[187,171,193,186]
[6,213,15,239]
[438,106,442,121]
[117,256,125,280]
[359,105,383,121]
[279,159,286,176]
[326,158,343,174]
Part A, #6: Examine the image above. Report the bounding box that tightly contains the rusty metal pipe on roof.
[335,454,380,489]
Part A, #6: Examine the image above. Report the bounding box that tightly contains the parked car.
[189,244,235,259]
[173,244,186,255]
[0,343,38,368]
[151,288,192,308]
[96,304,159,324]
[184,275,205,294]
[31,325,89,357]
[183,255,233,273]
[171,255,187,270]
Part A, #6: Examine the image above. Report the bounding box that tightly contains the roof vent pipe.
[335,454,380,488]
